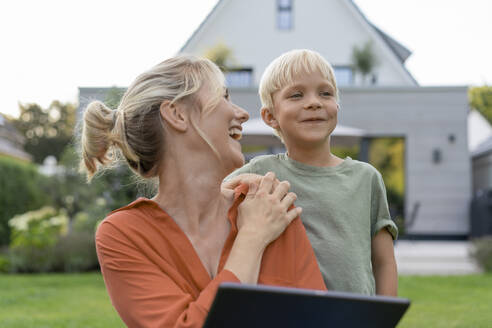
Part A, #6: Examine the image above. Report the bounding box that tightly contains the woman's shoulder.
[96,198,162,239]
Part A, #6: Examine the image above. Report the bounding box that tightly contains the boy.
[226,49,398,296]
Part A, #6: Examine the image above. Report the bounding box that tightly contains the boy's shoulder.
[246,153,285,173]
[249,153,284,165]
[347,158,381,176]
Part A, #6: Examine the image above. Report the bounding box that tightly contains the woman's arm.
[293,218,327,290]
[371,228,398,296]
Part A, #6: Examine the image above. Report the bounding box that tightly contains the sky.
[1,0,491,118]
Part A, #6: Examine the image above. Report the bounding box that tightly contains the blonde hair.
[79,55,225,181]
[259,49,339,111]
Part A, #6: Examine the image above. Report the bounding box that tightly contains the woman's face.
[192,87,249,174]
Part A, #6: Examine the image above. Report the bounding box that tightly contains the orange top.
[96,185,326,328]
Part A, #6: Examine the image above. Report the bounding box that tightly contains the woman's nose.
[235,104,249,123]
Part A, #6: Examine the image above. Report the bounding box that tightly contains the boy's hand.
[236,172,301,248]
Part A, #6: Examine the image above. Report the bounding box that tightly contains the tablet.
[203,283,410,328]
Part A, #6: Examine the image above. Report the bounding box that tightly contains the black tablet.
[203,283,410,328]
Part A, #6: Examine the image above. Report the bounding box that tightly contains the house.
[78,0,471,239]
[0,113,31,161]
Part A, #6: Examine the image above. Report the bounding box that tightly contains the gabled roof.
[369,24,412,63]
[180,0,414,66]
[346,0,417,84]
[472,135,492,158]
[347,0,413,64]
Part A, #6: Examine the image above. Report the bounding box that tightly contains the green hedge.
[0,156,49,246]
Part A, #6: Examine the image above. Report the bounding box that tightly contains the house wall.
[181,0,416,87]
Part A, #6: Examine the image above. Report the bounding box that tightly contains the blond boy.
[226,49,398,296]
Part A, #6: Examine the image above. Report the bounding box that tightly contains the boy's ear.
[159,100,188,132]
[261,107,280,129]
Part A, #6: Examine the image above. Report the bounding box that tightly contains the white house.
[78,0,471,238]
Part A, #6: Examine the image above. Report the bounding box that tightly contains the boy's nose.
[304,96,322,110]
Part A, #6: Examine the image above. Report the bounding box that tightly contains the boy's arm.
[371,228,398,296]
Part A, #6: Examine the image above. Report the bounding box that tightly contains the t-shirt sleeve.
[95,220,240,328]
[370,172,398,240]
[293,218,327,290]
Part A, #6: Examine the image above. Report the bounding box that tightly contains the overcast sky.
[1,0,491,118]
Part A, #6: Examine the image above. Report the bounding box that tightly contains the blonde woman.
[80,55,325,328]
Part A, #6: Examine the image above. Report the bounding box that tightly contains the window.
[277,0,293,30]
[225,68,253,88]
[333,66,354,86]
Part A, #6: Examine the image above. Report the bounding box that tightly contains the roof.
[472,135,492,158]
[0,113,31,161]
[179,0,416,77]
[0,113,25,145]
[346,0,418,85]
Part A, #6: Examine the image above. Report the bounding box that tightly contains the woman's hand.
[236,172,301,248]
[224,172,300,284]
[222,173,279,192]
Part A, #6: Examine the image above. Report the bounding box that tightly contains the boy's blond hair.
[259,49,339,112]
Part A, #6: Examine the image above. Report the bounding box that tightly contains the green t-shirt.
[226,153,398,295]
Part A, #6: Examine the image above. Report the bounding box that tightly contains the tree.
[369,138,405,233]
[469,85,492,125]
[13,101,76,164]
[351,41,379,85]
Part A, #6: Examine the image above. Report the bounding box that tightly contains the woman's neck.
[152,149,232,237]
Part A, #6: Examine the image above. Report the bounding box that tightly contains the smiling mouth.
[228,127,242,141]
[301,118,326,122]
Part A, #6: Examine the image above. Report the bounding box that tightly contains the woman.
[80,55,325,328]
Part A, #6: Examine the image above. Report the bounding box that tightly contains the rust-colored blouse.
[96,185,326,328]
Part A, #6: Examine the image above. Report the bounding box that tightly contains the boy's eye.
[289,92,302,98]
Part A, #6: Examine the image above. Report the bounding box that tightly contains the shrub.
[471,237,492,272]
[50,211,100,272]
[0,156,49,246]
[7,206,103,273]
[8,207,68,272]
[0,251,10,273]
[53,231,98,272]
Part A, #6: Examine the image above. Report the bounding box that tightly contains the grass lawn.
[0,273,124,328]
[398,274,492,328]
[0,273,491,327]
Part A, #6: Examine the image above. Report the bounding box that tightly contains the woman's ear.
[159,100,188,132]
[261,107,279,129]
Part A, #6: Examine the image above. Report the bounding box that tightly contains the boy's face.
[265,70,338,149]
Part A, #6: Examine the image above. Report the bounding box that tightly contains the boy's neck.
[285,139,343,167]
